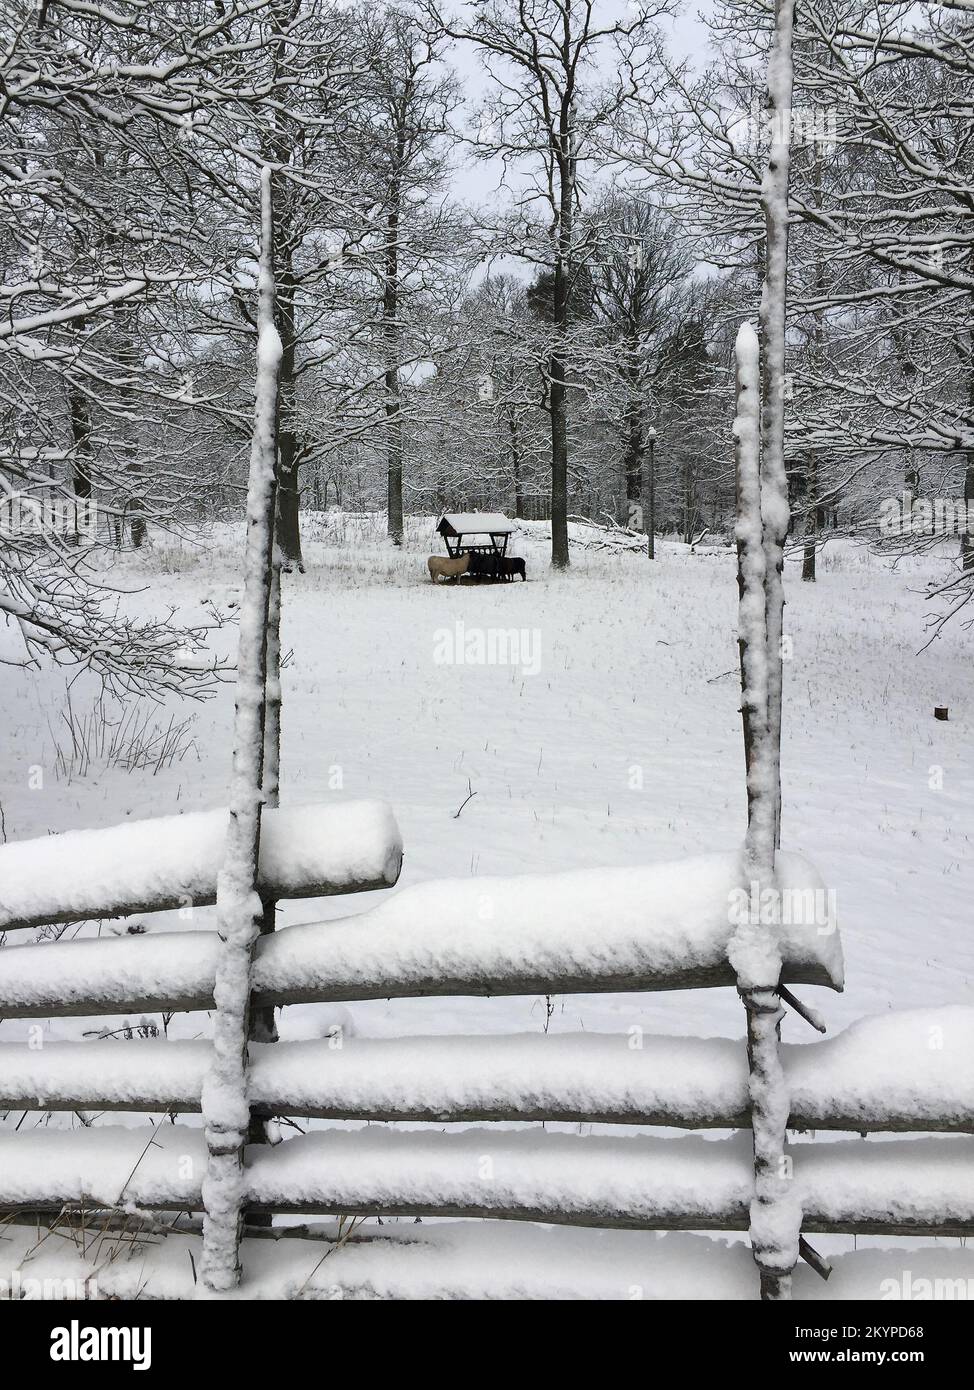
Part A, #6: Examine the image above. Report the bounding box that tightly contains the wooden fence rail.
[1,1126,971,1238]
[1,1009,971,1132]
[0,849,841,1019]
[0,801,402,933]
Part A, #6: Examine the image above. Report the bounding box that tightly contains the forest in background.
[4,0,974,693]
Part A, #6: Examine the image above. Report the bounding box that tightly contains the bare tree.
[429,0,672,567]
[345,6,461,545]
[0,0,287,691]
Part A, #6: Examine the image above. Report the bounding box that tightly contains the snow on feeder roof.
[437,513,513,536]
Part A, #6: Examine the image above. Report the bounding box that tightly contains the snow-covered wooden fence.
[0,833,972,1294]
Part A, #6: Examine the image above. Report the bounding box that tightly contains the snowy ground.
[1,514,972,1294]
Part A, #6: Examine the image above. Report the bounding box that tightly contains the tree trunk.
[682,454,696,544]
[116,322,145,548]
[965,311,974,571]
[508,408,524,518]
[549,348,569,566]
[646,435,656,559]
[275,256,304,571]
[67,378,94,544]
[622,343,644,529]
[801,456,817,581]
[802,153,826,585]
[549,112,573,570]
[623,402,644,521]
[386,372,404,544]
[801,520,816,581]
[384,168,404,546]
[129,489,146,548]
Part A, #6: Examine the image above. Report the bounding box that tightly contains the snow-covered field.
[1,515,972,1294]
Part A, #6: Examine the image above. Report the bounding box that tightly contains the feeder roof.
[437,512,513,536]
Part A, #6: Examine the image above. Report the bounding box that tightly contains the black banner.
[7,1298,966,1376]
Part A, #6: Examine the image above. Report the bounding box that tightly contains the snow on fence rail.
[0,850,841,1018]
[0,801,403,933]
[1,1007,971,1134]
[2,1125,972,1238]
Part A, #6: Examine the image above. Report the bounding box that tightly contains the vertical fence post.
[246,549,282,1230]
[729,0,800,1303]
[199,165,282,1294]
[735,324,766,834]
[254,535,282,1046]
[733,320,800,1302]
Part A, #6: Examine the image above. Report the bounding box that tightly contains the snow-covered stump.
[199,167,283,1295]
[733,315,800,1301]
